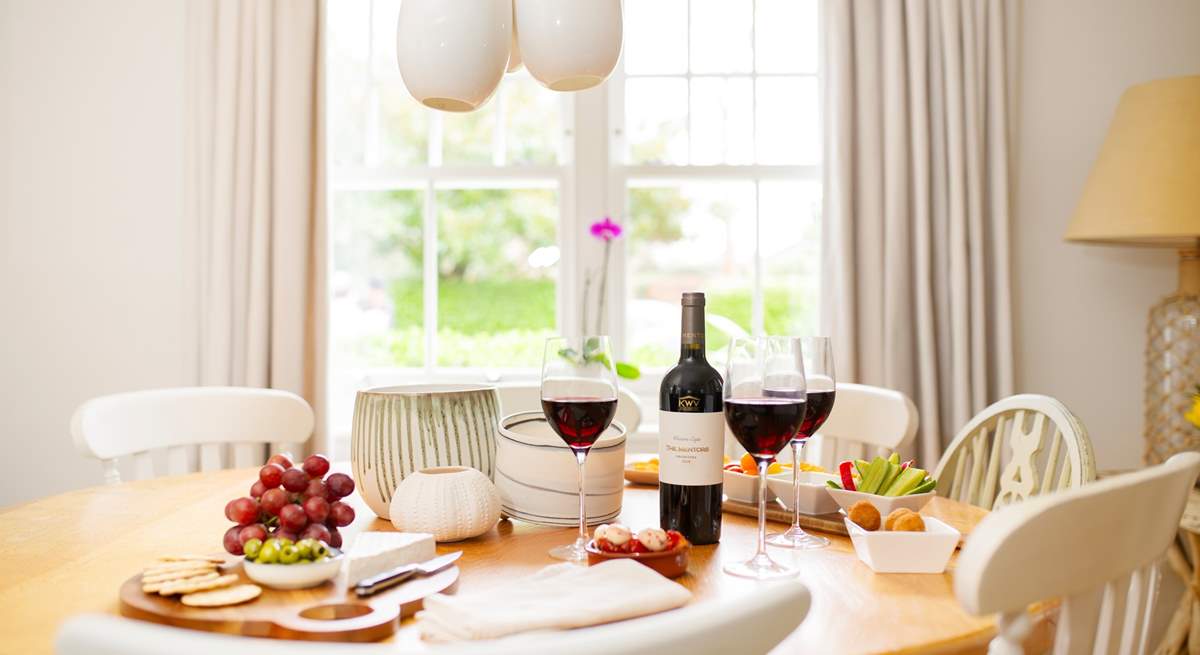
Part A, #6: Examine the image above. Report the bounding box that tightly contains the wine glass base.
[723,552,798,580]
[549,539,588,564]
[767,527,830,550]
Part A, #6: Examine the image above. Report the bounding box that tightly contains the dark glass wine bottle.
[658,292,724,544]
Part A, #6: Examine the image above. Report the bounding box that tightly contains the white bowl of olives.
[242,537,343,590]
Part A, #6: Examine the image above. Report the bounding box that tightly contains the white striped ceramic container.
[351,384,500,519]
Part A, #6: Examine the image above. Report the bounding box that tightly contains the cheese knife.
[353,551,462,597]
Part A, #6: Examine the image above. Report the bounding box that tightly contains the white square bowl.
[766,472,840,515]
[724,468,775,504]
[844,516,960,574]
[826,487,935,516]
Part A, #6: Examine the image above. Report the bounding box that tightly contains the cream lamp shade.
[515,0,623,92]
[1064,75,1200,245]
[395,0,510,112]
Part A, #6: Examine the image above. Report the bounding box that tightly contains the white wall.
[0,0,195,506]
[1014,0,1200,469]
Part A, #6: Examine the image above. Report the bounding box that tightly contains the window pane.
[755,76,819,164]
[690,0,753,74]
[626,182,756,369]
[625,77,689,165]
[755,0,818,73]
[759,181,821,336]
[624,0,687,75]
[327,0,372,168]
[442,98,501,166]
[375,80,429,166]
[436,188,558,367]
[690,77,754,165]
[503,72,563,165]
[371,0,401,78]
[331,189,425,368]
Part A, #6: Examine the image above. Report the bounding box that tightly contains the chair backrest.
[802,382,919,470]
[495,382,644,435]
[955,452,1200,655]
[71,387,314,484]
[934,394,1096,510]
[56,579,808,655]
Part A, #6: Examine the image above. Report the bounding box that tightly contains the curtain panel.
[821,0,1017,463]
[187,0,327,453]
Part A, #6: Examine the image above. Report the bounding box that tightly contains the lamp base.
[1145,249,1200,465]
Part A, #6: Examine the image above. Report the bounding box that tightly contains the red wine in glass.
[724,398,807,457]
[541,397,617,451]
[793,389,836,443]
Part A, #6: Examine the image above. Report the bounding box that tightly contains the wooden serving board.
[722,498,849,535]
[119,559,459,642]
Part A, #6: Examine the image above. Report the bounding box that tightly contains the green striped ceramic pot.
[351,384,500,519]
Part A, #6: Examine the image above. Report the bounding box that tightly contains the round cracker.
[158,554,225,563]
[143,571,221,594]
[159,573,238,596]
[144,561,218,575]
[181,584,262,607]
[141,567,216,584]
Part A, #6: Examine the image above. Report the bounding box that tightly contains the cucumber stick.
[884,467,926,496]
[860,458,889,494]
[909,477,937,495]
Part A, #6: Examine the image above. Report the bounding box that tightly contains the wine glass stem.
[576,450,588,546]
[757,456,769,558]
[791,440,802,529]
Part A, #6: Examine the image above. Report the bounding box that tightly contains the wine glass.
[722,336,807,580]
[768,336,834,550]
[540,335,619,563]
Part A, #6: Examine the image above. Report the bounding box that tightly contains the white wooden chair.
[801,382,919,471]
[56,579,809,655]
[955,452,1200,655]
[934,394,1096,510]
[495,382,644,435]
[71,387,314,484]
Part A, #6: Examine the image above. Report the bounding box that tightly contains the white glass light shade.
[514,0,623,92]
[396,0,510,112]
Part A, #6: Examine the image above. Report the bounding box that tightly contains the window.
[326,0,821,454]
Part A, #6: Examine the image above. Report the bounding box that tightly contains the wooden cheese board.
[119,558,459,642]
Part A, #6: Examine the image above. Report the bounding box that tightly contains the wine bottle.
[659,292,724,544]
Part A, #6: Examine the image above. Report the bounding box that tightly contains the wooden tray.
[722,498,849,535]
[119,560,458,642]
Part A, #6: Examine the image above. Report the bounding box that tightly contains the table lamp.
[1065,75,1200,464]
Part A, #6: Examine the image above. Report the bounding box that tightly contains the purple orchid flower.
[589,216,623,241]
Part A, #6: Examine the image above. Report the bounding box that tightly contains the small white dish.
[766,472,840,515]
[724,468,775,504]
[243,552,344,590]
[826,487,935,516]
[844,516,960,574]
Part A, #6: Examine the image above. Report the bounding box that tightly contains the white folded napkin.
[416,559,692,642]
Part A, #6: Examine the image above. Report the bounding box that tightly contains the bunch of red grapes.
[222,453,356,555]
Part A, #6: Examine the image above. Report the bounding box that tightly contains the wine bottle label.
[658,410,724,486]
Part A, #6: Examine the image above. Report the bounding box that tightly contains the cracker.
[181,584,262,607]
[144,561,219,575]
[141,567,216,584]
[158,554,225,564]
[159,573,238,596]
[143,571,221,593]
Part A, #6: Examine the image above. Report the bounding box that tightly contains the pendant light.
[395,0,510,112]
[514,0,623,92]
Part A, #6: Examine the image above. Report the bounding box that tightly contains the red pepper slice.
[839,460,857,491]
[900,459,914,472]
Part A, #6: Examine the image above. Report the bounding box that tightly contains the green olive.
[263,538,281,551]
[296,539,315,559]
[279,544,300,565]
[242,538,263,560]
[312,542,329,560]
[257,543,279,564]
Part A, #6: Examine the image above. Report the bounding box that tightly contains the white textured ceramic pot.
[494,410,626,526]
[514,0,622,91]
[352,384,499,519]
[396,0,510,112]
[390,466,501,542]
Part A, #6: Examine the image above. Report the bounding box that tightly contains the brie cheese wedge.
[346,531,437,586]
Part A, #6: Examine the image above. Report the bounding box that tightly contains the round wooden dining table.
[0,466,1052,654]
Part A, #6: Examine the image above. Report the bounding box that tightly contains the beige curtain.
[821,0,1016,464]
[188,0,328,453]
